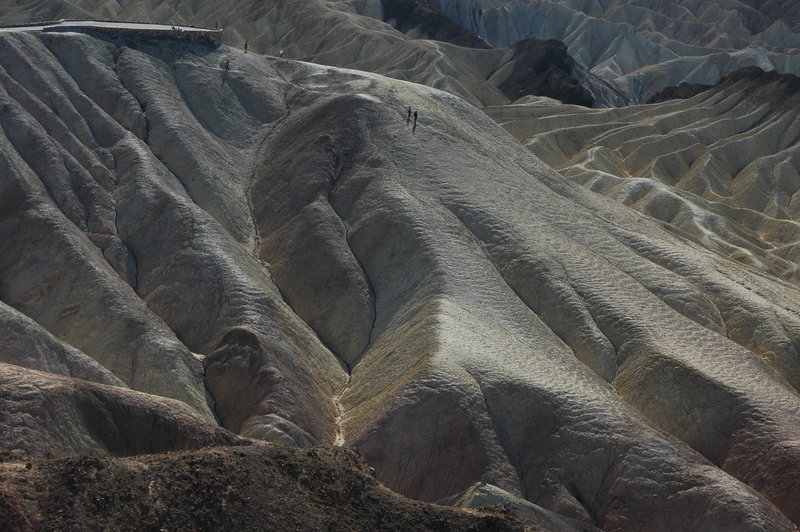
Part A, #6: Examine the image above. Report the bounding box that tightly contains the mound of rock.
[0,445,523,531]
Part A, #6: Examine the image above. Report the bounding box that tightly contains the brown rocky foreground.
[0,445,525,531]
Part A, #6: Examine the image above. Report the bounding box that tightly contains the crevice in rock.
[111,45,150,142]
[321,139,379,367]
[333,372,352,446]
[111,197,139,290]
[201,355,223,425]
[246,77,293,257]
[34,37,113,152]
[242,81,364,376]
[329,204,378,368]
[565,484,602,528]
[464,370,529,500]
[114,47,218,232]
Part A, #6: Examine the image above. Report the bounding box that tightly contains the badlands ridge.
[2,0,800,105]
[0,2,799,531]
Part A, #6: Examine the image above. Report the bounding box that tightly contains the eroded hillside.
[1,28,800,530]
[487,68,800,284]
[429,0,800,102]
[4,0,799,106]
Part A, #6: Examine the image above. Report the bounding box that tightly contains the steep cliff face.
[1,28,800,529]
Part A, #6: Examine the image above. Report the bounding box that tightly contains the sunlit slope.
[1,31,800,529]
[486,69,800,284]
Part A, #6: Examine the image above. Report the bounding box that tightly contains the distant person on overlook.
[413,110,418,135]
[407,106,411,125]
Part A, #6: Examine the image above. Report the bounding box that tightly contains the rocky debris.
[0,445,525,531]
[492,37,594,106]
[0,363,248,458]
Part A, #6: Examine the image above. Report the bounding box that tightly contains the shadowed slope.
[379,0,491,48]
[0,301,124,386]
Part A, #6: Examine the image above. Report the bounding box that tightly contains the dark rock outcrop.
[380,0,491,48]
[718,66,800,95]
[648,67,800,104]
[494,38,594,106]
[646,81,713,103]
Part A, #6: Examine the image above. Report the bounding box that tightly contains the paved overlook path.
[0,19,222,44]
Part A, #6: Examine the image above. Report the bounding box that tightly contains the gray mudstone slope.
[0,30,799,530]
